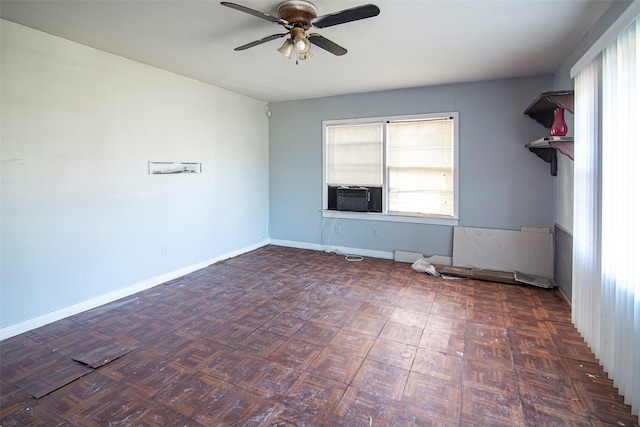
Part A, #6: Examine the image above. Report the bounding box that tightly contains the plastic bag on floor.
[411,258,440,276]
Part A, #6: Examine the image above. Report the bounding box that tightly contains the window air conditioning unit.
[328,186,382,213]
[337,187,369,212]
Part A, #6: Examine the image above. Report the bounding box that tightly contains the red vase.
[551,108,568,136]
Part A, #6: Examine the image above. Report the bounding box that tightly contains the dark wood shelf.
[524,91,574,175]
[524,90,574,128]
[526,136,574,160]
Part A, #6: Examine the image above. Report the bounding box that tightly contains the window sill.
[321,210,459,226]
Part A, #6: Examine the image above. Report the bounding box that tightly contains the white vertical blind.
[573,57,602,356]
[601,17,639,414]
[387,118,454,216]
[573,16,640,418]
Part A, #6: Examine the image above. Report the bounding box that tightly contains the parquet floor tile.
[237,358,302,398]
[282,372,347,420]
[69,386,154,426]
[513,350,568,379]
[465,322,510,346]
[198,348,260,384]
[393,402,459,427]
[155,372,233,418]
[412,347,462,383]
[1,245,637,426]
[351,359,409,401]
[515,369,586,417]
[292,320,341,346]
[430,301,468,320]
[425,313,467,337]
[418,329,465,356]
[367,338,416,370]
[460,386,525,427]
[327,328,375,357]
[40,372,121,419]
[258,313,306,338]
[307,347,363,384]
[193,385,279,426]
[401,371,462,422]
[0,337,64,384]
[521,401,592,427]
[342,313,387,337]
[462,357,519,398]
[13,358,93,399]
[389,307,429,328]
[358,301,395,320]
[329,385,397,426]
[378,321,423,346]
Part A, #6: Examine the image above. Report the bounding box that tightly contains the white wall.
[269,76,555,257]
[1,20,270,332]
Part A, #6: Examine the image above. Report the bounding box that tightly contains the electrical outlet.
[161,244,168,255]
[334,225,341,234]
[372,227,379,237]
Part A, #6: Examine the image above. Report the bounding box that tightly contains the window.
[323,113,459,224]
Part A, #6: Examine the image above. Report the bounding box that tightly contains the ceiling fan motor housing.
[277,0,318,29]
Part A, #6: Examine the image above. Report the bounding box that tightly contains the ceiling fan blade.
[311,4,380,28]
[308,34,347,56]
[234,33,289,51]
[221,2,287,25]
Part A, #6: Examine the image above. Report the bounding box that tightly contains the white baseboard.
[268,238,394,260]
[0,240,269,340]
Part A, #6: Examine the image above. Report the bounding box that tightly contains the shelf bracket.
[528,147,557,176]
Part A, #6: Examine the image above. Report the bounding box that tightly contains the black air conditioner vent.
[327,186,382,213]
[337,187,368,212]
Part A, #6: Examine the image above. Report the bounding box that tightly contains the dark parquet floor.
[1,245,638,426]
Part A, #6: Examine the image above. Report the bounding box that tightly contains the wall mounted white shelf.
[148,161,202,174]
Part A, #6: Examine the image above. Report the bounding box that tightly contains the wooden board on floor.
[433,264,518,285]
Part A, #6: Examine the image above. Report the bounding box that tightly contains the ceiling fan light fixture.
[277,39,294,58]
[291,27,311,54]
[294,36,310,53]
[298,50,313,61]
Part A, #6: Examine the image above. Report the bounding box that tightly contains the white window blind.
[326,123,383,187]
[388,118,454,216]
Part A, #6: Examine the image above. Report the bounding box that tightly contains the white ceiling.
[0,0,612,103]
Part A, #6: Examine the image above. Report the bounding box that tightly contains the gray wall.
[1,20,270,331]
[269,76,555,257]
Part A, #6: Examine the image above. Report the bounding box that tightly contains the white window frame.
[322,112,459,226]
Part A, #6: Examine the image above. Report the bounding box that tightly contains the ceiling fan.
[221,1,380,62]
